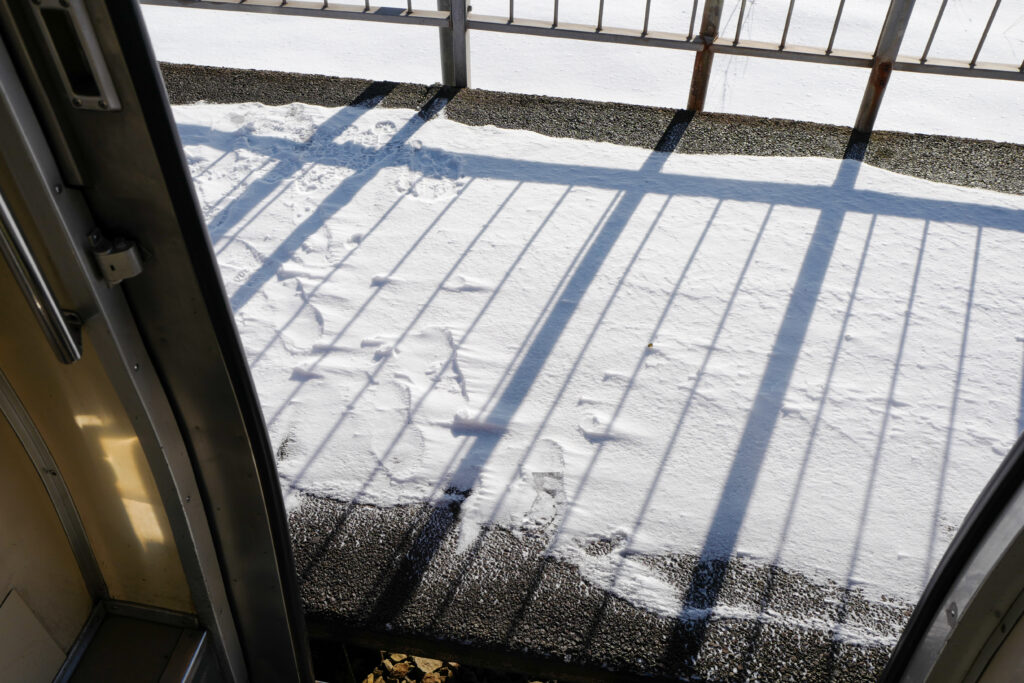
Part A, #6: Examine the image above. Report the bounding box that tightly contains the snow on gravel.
[144,0,1024,143]
[176,100,1024,618]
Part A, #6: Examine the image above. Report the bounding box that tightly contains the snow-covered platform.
[175,89,1024,681]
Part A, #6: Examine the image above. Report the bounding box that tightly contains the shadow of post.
[662,135,869,673]
[201,82,399,251]
[228,87,457,312]
[364,111,697,627]
[737,210,878,672]
[179,97,1024,673]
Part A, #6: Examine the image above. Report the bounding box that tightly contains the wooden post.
[686,0,724,111]
[437,0,470,87]
[853,0,916,136]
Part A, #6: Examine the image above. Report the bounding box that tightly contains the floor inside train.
[167,65,1024,682]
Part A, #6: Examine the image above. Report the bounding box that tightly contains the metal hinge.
[88,230,143,286]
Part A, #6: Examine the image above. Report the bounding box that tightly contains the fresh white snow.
[144,0,1024,143]
[176,100,1024,617]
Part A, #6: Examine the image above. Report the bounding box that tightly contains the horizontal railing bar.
[724,38,872,67]
[141,1,1024,83]
[467,15,699,50]
[467,14,874,64]
[894,55,1024,81]
[468,13,1024,79]
[140,0,450,27]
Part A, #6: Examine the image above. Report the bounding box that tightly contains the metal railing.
[143,0,1023,136]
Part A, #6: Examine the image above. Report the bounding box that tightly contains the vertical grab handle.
[0,186,82,364]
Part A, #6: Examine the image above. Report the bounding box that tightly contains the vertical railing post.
[687,0,724,111]
[853,0,916,136]
[437,0,471,87]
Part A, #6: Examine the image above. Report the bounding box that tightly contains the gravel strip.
[160,62,1024,195]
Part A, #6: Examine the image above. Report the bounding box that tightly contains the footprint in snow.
[442,274,492,293]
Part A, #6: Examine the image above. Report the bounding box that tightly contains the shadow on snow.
[178,89,1024,672]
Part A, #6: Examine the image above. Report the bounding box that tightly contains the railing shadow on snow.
[177,93,1024,675]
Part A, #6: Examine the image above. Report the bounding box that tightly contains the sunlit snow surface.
[177,102,1024,619]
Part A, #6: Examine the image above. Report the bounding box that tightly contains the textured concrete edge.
[306,623,668,683]
[159,62,1024,196]
[289,496,905,683]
